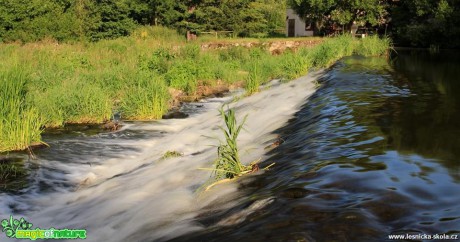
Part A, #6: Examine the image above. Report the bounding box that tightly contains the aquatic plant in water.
[199,106,274,191]
[212,107,251,179]
[161,150,183,159]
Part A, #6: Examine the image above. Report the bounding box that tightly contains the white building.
[286,9,314,37]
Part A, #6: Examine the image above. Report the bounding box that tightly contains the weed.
[162,151,183,159]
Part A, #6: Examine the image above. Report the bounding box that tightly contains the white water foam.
[0,71,322,241]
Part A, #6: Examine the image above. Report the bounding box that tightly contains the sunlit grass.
[0,68,43,152]
[0,27,391,152]
[121,75,170,120]
[355,35,392,56]
[245,63,261,95]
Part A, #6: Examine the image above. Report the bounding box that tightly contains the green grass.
[0,68,43,152]
[245,63,261,95]
[355,35,392,56]
[121,74,169,120]
[0,27,391,152]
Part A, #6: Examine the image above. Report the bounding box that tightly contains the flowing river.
[1,50,459,242]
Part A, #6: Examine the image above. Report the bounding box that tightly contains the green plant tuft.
[211,106,251,180]
[162,151,183,159]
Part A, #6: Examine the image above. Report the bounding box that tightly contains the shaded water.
[1,51,459,242]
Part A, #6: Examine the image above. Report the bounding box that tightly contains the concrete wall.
[286,9,314,37]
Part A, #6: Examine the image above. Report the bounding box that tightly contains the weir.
[0,70,323,242]
[2,50,459,242]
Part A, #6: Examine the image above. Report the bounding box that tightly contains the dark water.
[171,51,460,241]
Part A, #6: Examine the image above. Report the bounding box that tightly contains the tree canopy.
[0,0,459,47]
[288,0,460,48]
[0,0,285,42]
[389,0,460,48]
[288,0,388,33]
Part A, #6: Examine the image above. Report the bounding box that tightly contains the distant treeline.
[1,0,459,48]
[289,0,460,48]
[0,0,285,43]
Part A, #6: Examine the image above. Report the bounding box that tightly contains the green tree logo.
[1,216,33,238]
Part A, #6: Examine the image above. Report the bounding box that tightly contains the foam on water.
[0,71,322,241]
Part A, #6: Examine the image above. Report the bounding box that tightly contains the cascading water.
[0,71,323,242]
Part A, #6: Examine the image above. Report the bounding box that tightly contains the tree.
[183,0,284,37]
[390,0,460,48]
[127,0,186,26]
[0,0,79,42]
[85,0,136,41]
[288,0,388,34]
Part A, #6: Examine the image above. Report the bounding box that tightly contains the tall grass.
[245,63,261,94]
[121,74,169,120]
[0,27,391,152]
[0,68,43,152]
[355,35,392,56]
[308,35,355,67]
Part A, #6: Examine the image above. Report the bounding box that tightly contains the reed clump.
[200,107,274,191]
[212,107,252,180]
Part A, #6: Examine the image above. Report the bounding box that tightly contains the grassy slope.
[0,27,391,152]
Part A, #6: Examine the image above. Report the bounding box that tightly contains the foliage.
[390,0,460,48]
[0,0,285,42]
[0,0,458,47]
[84,0,137,41]
[188,0,285,37]
[128,0,186,26]
[0,0,135,42]
[288,0,388,34]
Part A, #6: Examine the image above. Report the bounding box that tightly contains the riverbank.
[0,27,390,152]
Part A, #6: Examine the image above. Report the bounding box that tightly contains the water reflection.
[171,52,460,241]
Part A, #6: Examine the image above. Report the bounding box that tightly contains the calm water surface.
[171,51,460,241]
